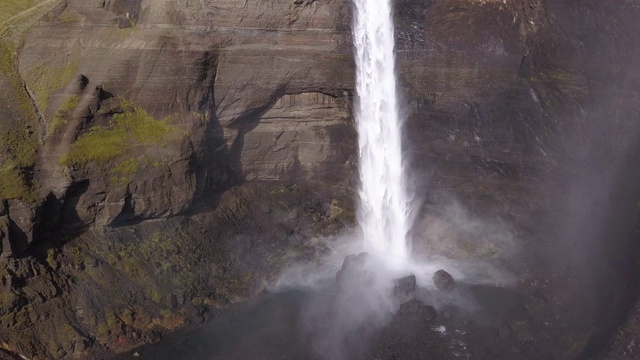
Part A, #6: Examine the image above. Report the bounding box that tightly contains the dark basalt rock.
[335,252,369,286]
[0,219,11,259]
[398,299,437,323]
[393,274,417,297]
[433,269,456,292]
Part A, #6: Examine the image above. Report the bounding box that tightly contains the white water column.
[352,0,411,268]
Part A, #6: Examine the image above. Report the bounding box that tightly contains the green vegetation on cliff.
[110,157,140,183]
[57,95,79,113]
[61,100,177,167]
[0,0,57,40]
[0,41,38,165]
[0,39,38,203]
[0,0,65,203]
[64,227,214,346]
[26,59,78,112]
[0,166,32,201]
[0,0,42,25]
[48,96,79,134]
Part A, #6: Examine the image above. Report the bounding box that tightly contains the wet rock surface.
[335,253,370,286]
[433,269,456,292]
[393,274,417,297]
[397,298,436,323]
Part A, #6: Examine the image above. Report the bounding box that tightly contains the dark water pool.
[115,290,314,360]
[116,282,526,360]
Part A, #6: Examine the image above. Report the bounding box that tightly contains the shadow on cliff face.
[539,131,640,359]
[583,141,640,357]
[535,1,640,354]
[189,51,232,211]
[188,52,293,214]
[224,85,289,182]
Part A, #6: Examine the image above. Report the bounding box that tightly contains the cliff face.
[1,0,357,358]
[1,0,640,359]
[13,0,354,234]
[395,1,640,357]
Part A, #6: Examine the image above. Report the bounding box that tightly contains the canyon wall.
[0,0,639,358]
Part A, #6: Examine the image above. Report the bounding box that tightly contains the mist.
[271,190,519,360]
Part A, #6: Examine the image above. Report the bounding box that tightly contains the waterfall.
[352,0,411,268]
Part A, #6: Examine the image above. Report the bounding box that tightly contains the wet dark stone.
[194,315,205,325]
[275,223,294,238]
[168,294,177,308]
[146,331,162,344]
[497,322,512,340]
[202,311,215,323]
[115,18,133,28]
[393,274,417,297]
[75,74,89,90]
[433,269,456,292]
[398,299,436,323]
[335,252,369,285]
[442,308,452,320]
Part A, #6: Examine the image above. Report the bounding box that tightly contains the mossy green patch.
[0,39,16,74]
[45,246,57,270]
[0,165,31,201]
[0,41,37,123]
[62,126,127,165]
[57,95,79,113]
[48,96,78,134]
[0,123,37,168]
[0,0,42,25]
[61,100,177,167]
[110,156,172,184]
[1,0,61,42]
[110,157,140,184]
[118,100,175,144]
[48,115,67,135]
[0,40,39,203]
[26,59,78,112]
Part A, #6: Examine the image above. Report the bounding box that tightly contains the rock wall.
[0,0,355,252]
[0,0,357,358]
[1,0,640,358]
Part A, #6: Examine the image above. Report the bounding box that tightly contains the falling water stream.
[352,0,412,268]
